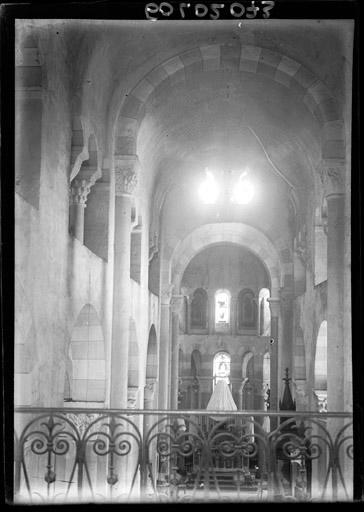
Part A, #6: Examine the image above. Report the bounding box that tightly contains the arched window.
[238,289,257,329]
[258,288,271,335]
[213,351,231,388]
[241,352,254,409]
[314,321,327,412]
[215,289,230,327]
[190,288,208,329]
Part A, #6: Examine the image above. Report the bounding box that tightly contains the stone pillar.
[320,160,345,413]
[69,166,99,242]
[279,289,294,400]
[268,298,280,429]
[110,156,138,408]
[321,160,350,500]
[158,287,172,410]
[142,379,157,493]
[326,193,345,413]
[125,386,140,496]
[170,295,184,409]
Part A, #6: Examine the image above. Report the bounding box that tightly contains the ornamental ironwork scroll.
[14,409,353,503]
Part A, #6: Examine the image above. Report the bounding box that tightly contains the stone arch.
[115,44,345,161]
[242,351,254,379]
[146,324,158,380]
[68,304,106,402]
[169,223,284,296]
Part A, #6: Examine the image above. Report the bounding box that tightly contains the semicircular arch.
[170,223,285,296]
[115,44,345,161]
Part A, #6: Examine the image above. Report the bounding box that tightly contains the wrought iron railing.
[13,408,353,503]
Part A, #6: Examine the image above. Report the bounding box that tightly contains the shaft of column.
[70,203,85,242]
[268,298,280,430]
[326,193,345,413]
[170,312,179,409]
[170,295,184,409]
[158,302,170,410]
[279,290,294,400]
[110,194,132,408]
[110,156,138,409]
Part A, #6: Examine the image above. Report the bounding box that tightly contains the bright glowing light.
[231,171,255,204]
[198,169,219,204]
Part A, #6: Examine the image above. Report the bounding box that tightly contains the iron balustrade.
[13,408,353,503]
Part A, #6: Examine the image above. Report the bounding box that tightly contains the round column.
[170,295,184,409]
[158,287,172,409]
[110,156,138,408]
[69,165,100,243]
[326,191,345,413]
[268,297,280,429]
[279,289,294,400]
[69,180,88,242]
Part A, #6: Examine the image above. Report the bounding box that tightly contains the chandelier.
[198,167,255,205]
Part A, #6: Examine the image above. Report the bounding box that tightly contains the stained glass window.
[215,290,230,325]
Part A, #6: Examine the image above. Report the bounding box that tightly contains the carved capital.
[170,295,184,315]
[70,165,100,206]
[114,155,139,196]
[267,297,280,317]
[127,386,139,409]
[144,378,157,402]
[314,390,327,413]
[320,159,346,196]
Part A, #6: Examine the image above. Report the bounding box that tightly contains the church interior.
[13,17,354,503]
